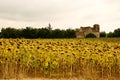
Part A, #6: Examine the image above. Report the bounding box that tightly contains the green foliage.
[100,31,106,38]
[107,32,114,38]
[107,28,120,38]
[85,33,96,38]
[114,28,120,37]
[1,27,21,38]
[0,27,76,39]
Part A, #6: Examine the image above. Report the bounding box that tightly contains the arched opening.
[85,33,96,38]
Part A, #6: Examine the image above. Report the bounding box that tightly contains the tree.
[21,27,38,38]
[65,29,76,38]
[51,29,63,38]
[47,23,52,31]
[0,32,1,38]
[114,28,120,37]
[36,28,50,38]
[100,31,106,38]
[107,32,114,38]
[85,33,96,38]
[1,27,21,38]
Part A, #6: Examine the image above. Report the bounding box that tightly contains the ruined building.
[76,24,100,38]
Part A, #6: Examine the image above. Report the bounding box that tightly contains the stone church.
[76,24,100,38]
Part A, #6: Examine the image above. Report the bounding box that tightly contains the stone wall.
[92,32,100,38]
[76,24,100,38]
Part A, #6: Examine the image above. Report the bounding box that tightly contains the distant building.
[76,24,100,38]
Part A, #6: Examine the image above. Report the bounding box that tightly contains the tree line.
[100,28,120,38]
[0,26,76,38]
[0,26,120,38]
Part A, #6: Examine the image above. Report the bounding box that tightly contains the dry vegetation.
[0,38,120,80]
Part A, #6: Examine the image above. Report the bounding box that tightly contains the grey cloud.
[0,0,83,21]
[0,0,120,33]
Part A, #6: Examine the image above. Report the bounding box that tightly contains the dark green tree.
[51,29,63,38]
[65,29,76,38]
[47,23,52,31]
[107,32,114,38]
[1,27,21,38]
[21,27,38,38]
[100,31,106,38]
[0,26,76,39]
[114,28,120,37]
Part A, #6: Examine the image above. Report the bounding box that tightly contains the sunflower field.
[0,38,120,79]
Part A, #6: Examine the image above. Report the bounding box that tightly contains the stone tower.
[93,24,100,32]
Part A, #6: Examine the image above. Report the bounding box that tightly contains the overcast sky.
[0,0,120,32]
